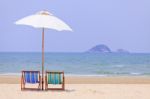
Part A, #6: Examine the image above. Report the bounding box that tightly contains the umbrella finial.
[37,10,53,16]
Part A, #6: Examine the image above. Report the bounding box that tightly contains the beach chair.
[21,71,41,90]
[45,71,65,90]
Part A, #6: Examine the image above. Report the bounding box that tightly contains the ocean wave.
[130,72,143,75]
[113,65,125,68]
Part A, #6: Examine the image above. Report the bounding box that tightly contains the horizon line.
[0,51,150,54]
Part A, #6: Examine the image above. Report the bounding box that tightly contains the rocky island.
[116,49,130,53]
[87,44,111,53]
[87,44,130,53]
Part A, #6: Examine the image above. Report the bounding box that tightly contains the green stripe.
[47,73,62,84]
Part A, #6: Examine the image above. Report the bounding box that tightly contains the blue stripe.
[31,72,35,83]
[25,72,39,83]
[25,72,30,83]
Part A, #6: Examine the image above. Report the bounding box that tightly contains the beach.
[1,0,150,98]
[0,75,150,99]
[0,53,150,99]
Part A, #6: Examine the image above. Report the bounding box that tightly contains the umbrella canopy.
[15,10,72,90]
[15,11,72,31]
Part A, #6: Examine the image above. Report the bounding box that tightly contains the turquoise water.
[0,52,150,76]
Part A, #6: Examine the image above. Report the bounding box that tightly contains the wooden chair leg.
[21,73,25,90]
[63,75,65,90]
[45,75,47,90]
[62,82,65,90]
[38,76,41,89]
[21,77,22,90]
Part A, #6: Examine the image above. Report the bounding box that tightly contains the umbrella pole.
[42,28,45,90]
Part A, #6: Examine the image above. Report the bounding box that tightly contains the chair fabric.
[48,73,62,84]
[25,72,39,83]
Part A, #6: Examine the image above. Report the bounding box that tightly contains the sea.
[0,52,150,76]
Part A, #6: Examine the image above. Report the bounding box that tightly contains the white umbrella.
[15,10,72,90]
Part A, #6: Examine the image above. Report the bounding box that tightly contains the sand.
[0,75,150,99]
[0,75,150,84]
[0,84,150,99]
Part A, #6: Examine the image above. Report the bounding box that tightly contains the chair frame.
[45,71,65,90]
[21,71,41,90]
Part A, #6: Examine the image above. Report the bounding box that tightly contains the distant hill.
[87,44,111,53]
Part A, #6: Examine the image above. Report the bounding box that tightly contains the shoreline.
[0,75,150,84]
[0,73,150,77]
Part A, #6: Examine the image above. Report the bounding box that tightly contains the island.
[116,49,130,53]
[87,44,111,53]
[87,44,130,53]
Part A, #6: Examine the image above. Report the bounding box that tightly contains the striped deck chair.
[45,71,65,90]
[21,71,41,90]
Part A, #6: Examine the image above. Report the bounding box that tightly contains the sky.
[0,0,150,53]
